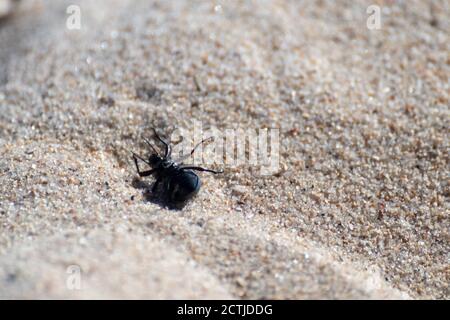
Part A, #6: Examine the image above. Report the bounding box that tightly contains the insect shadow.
[131,177,168,208]
[131,128,223,210]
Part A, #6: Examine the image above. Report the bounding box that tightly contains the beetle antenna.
[142,136,159,155]
[177,137,214,162]
[152,128,171,158]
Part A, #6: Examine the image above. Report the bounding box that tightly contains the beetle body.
[132,129,221,208]
[164,169,201,205]
[149,156,201,206]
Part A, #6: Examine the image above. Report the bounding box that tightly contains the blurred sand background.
[0,0,448,299]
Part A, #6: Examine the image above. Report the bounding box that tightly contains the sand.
[0,0,448,299]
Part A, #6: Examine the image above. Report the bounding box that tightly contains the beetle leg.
[152,177,161,193]
[133,153,156,177]
[132,152,150,165]
[181,166,223,174]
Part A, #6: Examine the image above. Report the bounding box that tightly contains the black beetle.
[132,128,223,208]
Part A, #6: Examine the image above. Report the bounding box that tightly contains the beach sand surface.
[0,0,448,299]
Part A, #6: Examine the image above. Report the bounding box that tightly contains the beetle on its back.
[132,129,222,208]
